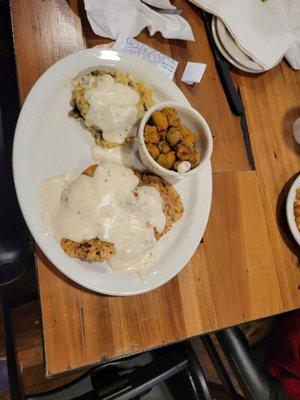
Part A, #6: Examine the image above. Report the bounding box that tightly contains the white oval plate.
[13,48,212,296]
[286,174,300,247]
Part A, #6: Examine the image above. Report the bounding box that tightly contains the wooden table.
[10,0,300,377]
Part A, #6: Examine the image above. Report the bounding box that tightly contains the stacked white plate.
[211,16,281,74]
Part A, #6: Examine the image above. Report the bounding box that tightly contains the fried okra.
[144,107,201,172]
[159,130,167,140]
[162,107,180,127]
[146,143,160,159]
[180,124,196,145]
[144,125,160,144]
[151,111,168,131]
[156,152,176,169]
[166,127,181,147]
[189,153,201,168]
[158,141,170,154]
[176,142,195,161]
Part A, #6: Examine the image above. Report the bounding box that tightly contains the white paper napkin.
[189,0,300,70]
[84,0,194,41]
[142,0,176,10]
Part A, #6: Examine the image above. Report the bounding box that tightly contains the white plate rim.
[13,48,212,296]
[215,18,264,72]
[212,17,282,73]
[211,17,263,74]
[286,173,300,247]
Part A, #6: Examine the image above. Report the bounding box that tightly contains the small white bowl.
[138,101,213,179]
[286,174,300,246]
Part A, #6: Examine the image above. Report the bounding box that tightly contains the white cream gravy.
[84,75,139,144]
[91,144,133,167]
[41,160,166,273]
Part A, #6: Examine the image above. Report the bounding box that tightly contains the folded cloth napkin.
[267,310,300,399]
[84,0,194,41]
[189,0,300,70]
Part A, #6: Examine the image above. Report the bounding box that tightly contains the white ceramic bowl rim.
[138,101,213,177]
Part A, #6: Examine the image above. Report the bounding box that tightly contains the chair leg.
[0,358,9,396]
[207,381,243,400]
[1,287,25,400]
[201,335,244,400]
[216,327,291,400]
[181,341,213,400]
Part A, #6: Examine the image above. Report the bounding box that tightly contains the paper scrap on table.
[113,36,178,80]
[181,62,206,85]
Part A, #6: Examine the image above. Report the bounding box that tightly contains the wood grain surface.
[10,0,300,376]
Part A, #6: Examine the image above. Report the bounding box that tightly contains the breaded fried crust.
[135,171,184,240]
[60,238,115,262]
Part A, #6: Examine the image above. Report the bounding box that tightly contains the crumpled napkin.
[84,0,194,41]
[189,0,300,70]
